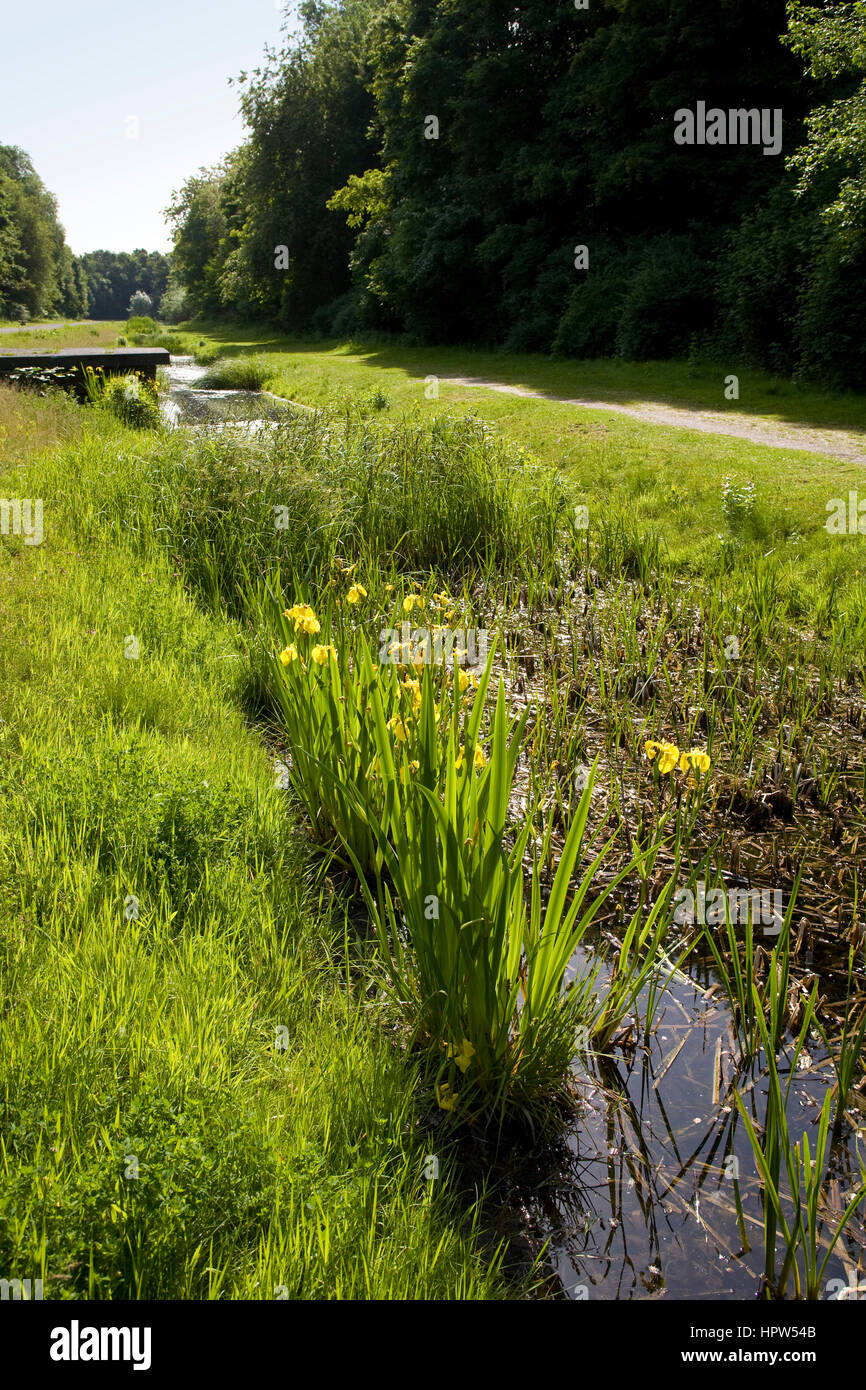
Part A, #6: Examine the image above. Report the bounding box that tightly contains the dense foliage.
[166,0,866,386]
[0,145,88,319]
[0,143,173,323]
[78,249,171,319]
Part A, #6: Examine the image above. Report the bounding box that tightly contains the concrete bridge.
[0,347,170,395]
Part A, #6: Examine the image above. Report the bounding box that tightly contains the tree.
[128,290,153,317]
[785,1,866,242]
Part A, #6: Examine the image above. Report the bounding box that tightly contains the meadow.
[1,328,865,1300]
[0,321,126,353]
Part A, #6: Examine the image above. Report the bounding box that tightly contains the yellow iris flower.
[447,1039,476,1073]
[285,602,321,636]
[679,748,711,775]
[436,1083,458,1111]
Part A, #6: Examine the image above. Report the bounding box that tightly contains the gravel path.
[441,375,866,463]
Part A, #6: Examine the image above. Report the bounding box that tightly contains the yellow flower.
[455,745,465,771]
[473,745,487,771]
[311,644,335,665]
[458,669,469,693]
[387,715,411,743]
[278,644,298,666]
[403,676,422,713]
[285,602,320,635]
[645,739,679,773]
[347,582,367,605]
[657,742,680,774]
[402,595,416,613]
[398,759,420,785]
[436,1083,458,1111]
[679,748,711,775]
[447,1039,476,1073]
[384,583,394,592]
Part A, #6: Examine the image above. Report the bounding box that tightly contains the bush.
[796,239,866,391]
[552,243,636,358]
[128,290,153,318]
[714,183,811,374]
[160,284,191,325]
[614,236,716,360]
[198,356,270,390]
[126,315,156,337]
[83,369,162,429]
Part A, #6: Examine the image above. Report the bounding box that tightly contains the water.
[159,355,294,430]
[157,350,866,1299]
[494,950,866,1300]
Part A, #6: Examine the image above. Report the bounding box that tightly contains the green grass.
[198,356,272,391]
[0,387,512,1299]
[163,324,866,615]
[2,311,865,1298]
[0,321,126,353]
[179,320,866,433]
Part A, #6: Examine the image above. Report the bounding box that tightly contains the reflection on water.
[159,356,293,430]
[501,951,865,1300]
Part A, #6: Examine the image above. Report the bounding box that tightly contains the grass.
[2,307,865,1297]
[0,386,512,1299]
[0,321,126,353]
[179,320,866,433]
[198,356,272,391]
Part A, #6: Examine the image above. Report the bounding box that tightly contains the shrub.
[614,236,716,360]
[198,357,270,390]
[552,242,636,358]
[82,368,162,429]
[128,290,153,318]
[160,284,191,324]
[126,315,156,337]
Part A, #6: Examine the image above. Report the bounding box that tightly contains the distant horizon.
[0,0,299,256]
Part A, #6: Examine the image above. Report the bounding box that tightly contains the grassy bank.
[2,335,864,1298]
[0,386,510,1299]
[154,322,866,617]
[166,322,866,434]
[0,321,125,353]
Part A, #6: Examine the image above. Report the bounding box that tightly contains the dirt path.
[0,321,68,334]
[441,375,866,463]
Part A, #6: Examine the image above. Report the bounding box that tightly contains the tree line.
[0,143,172,322]
[166,0,866,388]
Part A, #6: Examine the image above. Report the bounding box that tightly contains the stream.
[160,355,294,429]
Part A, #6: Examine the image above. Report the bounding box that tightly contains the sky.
[0,0,299,254]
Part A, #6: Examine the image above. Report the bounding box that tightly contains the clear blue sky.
[0,0,299,254]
